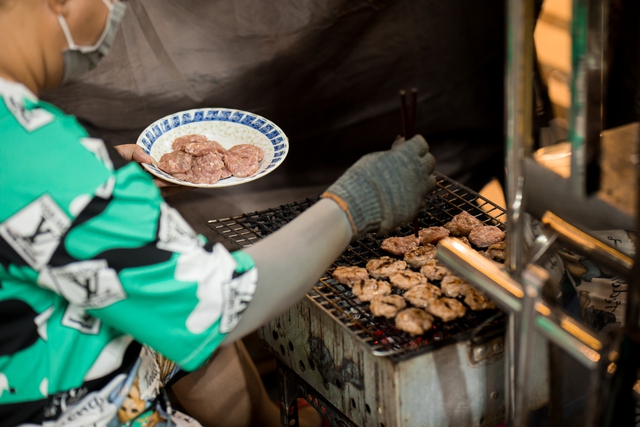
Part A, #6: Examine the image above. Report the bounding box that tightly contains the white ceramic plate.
[136,108,289,188]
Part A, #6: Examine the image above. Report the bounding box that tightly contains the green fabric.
[232,250,256,274]
[322,135,436,238]
[0,78,257,420]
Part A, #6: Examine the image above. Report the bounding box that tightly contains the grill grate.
[208,172,507,361]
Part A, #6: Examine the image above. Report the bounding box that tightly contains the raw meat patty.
[444,211,483,237]
[172,134,208,151]
[158,150,192,174]
[186,140,226,156]
[223,144,264,178]
[395,308,434,336]
[370,295,407,318]
[332,266,369,286]
[468,226,505,248]
[381,235,419,256]
[190,152,225,184]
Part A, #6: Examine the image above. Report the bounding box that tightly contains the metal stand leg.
[279,360,301,427]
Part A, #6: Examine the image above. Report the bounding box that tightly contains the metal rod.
[410,88,419,238]
[541,211,634,277]
[437,237,608,370]
[505,0,535,278]
[408,87,417,138]
[513,267,545,427]
[568,0,607,196]
[399,88,420,238]
[399,90,408,139]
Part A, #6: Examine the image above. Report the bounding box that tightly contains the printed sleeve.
[36,160,258,371]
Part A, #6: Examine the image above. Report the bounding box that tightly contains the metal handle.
[541,211,633,277]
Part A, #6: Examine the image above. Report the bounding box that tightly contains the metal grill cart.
[208,0,640,424]
[208,174,549,426]
[434,0,639,426]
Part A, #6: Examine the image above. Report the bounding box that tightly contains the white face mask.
[57,0,127,83]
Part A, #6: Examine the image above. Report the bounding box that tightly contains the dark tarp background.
[43,0,506,192]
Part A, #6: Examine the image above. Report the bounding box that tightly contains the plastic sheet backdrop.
[41,0,506,190]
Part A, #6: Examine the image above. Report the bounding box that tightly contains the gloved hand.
[322,134,436,239]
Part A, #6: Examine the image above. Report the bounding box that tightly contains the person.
[0,1,436,426]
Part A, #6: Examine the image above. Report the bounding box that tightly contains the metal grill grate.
[207,172,507,361]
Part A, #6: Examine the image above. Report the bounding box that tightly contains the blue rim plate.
[136,108,289,188]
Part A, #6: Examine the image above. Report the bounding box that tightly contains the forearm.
[223,198,353,343]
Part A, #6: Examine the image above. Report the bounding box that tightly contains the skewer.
[408,88,417,138]
[399,90,408,139]
[399,88,420,239]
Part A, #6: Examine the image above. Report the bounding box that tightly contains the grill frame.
[207,172,508,361]
[207,172,549,427]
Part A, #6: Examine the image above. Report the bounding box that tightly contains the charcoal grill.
[207,172,548,427]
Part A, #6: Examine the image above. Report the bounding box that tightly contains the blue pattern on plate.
[181,113,193,124]
[241,115,256,125]
[162,120,172,133]
[260,124,274,135]
[205,110,218,121]
[251,119,265,129]
[265,130,280,139]
[172,115,181,128]
[193,111,204,122]
[145,131,155,143]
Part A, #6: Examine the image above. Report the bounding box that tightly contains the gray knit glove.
[322,135,436,239]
